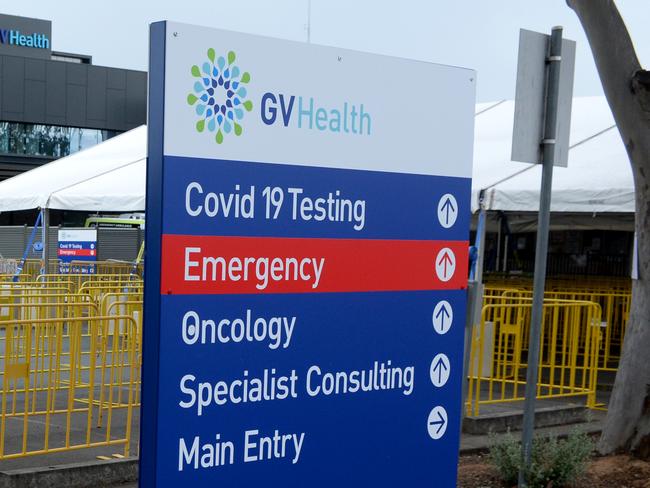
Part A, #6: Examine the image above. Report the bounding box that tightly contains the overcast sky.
[4,1,649,102]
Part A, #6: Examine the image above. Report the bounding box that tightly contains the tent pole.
[42,208,50,274]
[496,216,502,272]
[463,192,487,419]
[475,191,487,283]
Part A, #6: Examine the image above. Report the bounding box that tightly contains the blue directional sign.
[141,21,475,488]
[57,228,97,274]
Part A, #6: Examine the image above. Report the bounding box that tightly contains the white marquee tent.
[0,125,146,212]
[0,97,636,230]
[48,156,145,211]
[472,96,635,230]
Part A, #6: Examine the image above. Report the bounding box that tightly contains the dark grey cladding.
[0,14,51,60]
[0,53,147,131]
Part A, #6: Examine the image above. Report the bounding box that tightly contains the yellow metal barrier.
[0,272,142,459]
[76,260,143,277]
[0,286,77,323]
[0,295,93,322]
[484,274,632,293]
[95,296,143,419]
[0,315,139,459]
[13,259,143,282]
[78,282,143,306]
[0,262,628,458]
[15,260,43,279]
[1,280,74,288]
[466,298,602,417]
[37,273,140,293]
[544,290,630,372]
[484,282,630,374]
[21,259,140,278]
[0,274,31,283]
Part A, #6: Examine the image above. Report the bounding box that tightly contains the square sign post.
[141,21,475,487]
[511,27,575,487]
[57,228,97,274]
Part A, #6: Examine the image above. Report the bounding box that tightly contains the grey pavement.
[460,409,606,453]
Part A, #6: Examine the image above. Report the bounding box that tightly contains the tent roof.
[0,125,146,212]
[0,96,635,216]
[47,158,146,211]
[472,96,634,213]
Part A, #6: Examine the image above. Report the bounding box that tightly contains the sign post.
[511,27,575,487]
[141,21,475,487]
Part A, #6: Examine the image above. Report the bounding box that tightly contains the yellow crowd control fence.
[37,273,142,294]
[12,260,144,280]
[0,264,631,457]
[0,268,143,460]
[482,276,632,374]
[0,314,140,459]
[466,298,602,417]
[0,252,146,459]
[98,296,143,412]
[544,290,629,372]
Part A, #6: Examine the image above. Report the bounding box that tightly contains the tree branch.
[568,0,650,456]
[567,0,643,128]
[632,70,650,115]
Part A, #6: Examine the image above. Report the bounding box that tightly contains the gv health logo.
[187,49,253,144]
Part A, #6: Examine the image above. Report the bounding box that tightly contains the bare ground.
[458,453,650,488]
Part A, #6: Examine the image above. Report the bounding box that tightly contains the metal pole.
[306,0,312,43]
[462,281,476,414]
[41,207,50,274]
[496,216,502,272]
[475,214,487,284]
[462,192,487,419]
[462,280,482,416]
[518,26,563,487]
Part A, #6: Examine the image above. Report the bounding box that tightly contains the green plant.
[488,430,521,483]
[488,429,594,487]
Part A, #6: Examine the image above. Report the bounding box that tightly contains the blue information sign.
[57,228,97,274]
[141,21,475,487]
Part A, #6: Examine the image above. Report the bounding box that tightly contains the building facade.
[0,13,146,179]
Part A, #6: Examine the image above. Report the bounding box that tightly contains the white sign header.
[163,22,476,177]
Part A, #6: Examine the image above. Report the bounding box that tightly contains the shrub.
[488,428,594,487]
[488,430,521,483]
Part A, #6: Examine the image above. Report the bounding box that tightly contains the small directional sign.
[427,406,448,440]
[437,194,458,229]
[511,29,576,167]
[430,353,451,387]
[435,248,456,282]
[57,228,97,274]
[432,300,453,335]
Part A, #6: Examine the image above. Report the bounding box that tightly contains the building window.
[50,52,92,64]
[0,123,119,158]
[50,55,83,63]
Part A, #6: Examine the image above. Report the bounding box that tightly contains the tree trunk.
[567,0,650,457]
